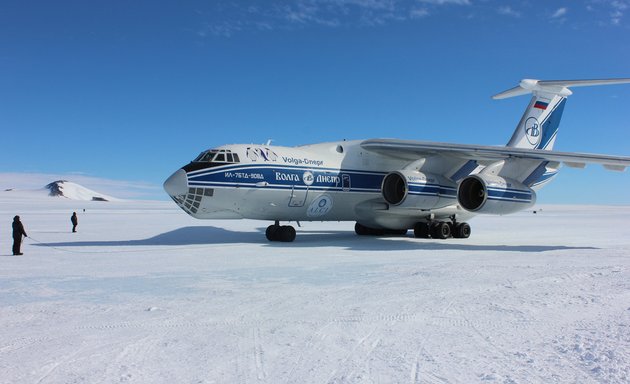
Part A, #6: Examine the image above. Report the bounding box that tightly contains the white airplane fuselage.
[164,140,472,231]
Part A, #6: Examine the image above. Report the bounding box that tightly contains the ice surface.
[1,195,630,383]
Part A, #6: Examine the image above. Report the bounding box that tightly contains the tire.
[431,221,451,239]
[414,222,430,238]
[387,229,408,236]
[355,222,369,236]
[278,226,296,242]
[265,225,279,241]
[454,222,471,239]
[355,223,388,236]
[370,228,386,236]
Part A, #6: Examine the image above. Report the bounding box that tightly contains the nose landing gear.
[265,221,297,242]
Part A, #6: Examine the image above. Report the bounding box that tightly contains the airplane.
[164,78,630,242]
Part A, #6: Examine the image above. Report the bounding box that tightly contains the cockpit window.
[193,149,240,164]
[194,150,217,162]
[185,149,241,173]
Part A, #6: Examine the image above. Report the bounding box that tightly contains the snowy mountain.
[43,180,119,201]
[3,180,120,201]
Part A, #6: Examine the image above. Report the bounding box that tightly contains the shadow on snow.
[32,226,599,253]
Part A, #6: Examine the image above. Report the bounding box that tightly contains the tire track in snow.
[0,336,55,354]
[284,320,333,383]
[411,348,450,384]
[325,327,380,383]
[252,326,267,381]
[73,312,425,333]
[98,335,156,383]
[34,340,123,384]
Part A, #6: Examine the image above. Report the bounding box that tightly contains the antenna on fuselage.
[265,139,273,146]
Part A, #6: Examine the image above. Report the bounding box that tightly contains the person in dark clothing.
[71,212,78,233]
[12,215,27,255]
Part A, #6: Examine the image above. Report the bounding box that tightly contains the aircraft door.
[289,185,308,207]
[342,174,351,192]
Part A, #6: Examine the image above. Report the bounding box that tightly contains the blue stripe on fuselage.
[188,164,385,192]
[187,164,457,198]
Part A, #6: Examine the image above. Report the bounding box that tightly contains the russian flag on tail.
[534,100,549,110]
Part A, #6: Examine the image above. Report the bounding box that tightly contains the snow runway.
[1,196,630,383]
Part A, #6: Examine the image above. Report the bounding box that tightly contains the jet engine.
[381,170,456,209]
[457,174,535,215]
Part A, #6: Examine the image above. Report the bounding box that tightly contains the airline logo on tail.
[525,117,541,146]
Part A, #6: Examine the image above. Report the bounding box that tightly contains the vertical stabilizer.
[494,78,630,151]
[505,92,566,150]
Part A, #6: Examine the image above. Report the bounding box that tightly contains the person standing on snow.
[12,215,27,255]
[71,212,78,233]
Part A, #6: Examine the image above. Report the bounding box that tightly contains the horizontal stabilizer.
[493,78,630,99]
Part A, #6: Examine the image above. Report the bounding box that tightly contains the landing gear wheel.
[354,222,389,236]
[266,224,296,242]
[413,222,430,238]
[431,221,451,239]
[278,225,296,242]
[355,222,370,236]
[265,225,279,241]
[453,222,471,239]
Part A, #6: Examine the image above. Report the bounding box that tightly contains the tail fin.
[494,78,630,151]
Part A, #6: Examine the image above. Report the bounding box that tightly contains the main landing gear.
[354,218,471,240]
[355,223,408,236]
[413,220,471,239]
[266,221,296,242]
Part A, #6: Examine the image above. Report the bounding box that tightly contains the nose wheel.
[266,222,296,242]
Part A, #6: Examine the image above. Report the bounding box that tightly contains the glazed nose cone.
[163,169,188,197]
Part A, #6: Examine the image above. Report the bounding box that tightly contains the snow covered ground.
[1,193,630,383]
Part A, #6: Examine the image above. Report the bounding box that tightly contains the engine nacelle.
[381,170,457,209]
[457,174,536,215]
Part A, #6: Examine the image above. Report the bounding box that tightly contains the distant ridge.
[43,180,119,201]
[45,180,66,197]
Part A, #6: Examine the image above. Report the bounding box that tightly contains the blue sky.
[1,0,629,202]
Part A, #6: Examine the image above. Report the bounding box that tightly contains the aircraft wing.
[360,138,630,171]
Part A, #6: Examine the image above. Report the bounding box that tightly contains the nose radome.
[164,169,188,197]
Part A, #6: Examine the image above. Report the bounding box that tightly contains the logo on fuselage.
[524,117,541,146]
[303,171,314,186]
[246,147,278,162]
[307,194,333,217]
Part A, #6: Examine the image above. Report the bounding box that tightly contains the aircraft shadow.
[32,226,598,253]
[277,229,599,253]
[32,226,262,247]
